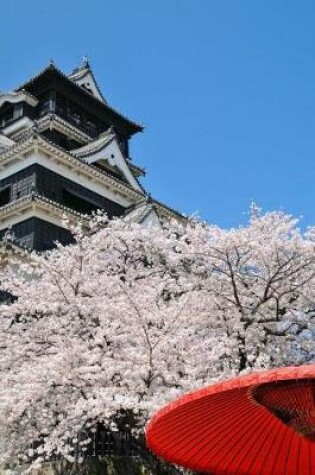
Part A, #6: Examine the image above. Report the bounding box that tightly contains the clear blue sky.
[1,1,315,228]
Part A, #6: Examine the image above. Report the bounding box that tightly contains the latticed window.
[11,174,36,201]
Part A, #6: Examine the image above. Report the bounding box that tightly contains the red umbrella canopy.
[146,366,315,475]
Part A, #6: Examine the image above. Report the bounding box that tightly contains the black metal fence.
[75,429,139,458]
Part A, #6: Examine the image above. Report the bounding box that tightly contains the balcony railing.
[55,105,99,138]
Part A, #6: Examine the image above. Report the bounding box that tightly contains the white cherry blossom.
[0,210,314,466]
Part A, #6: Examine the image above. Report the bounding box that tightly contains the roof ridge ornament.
[82,55,90,68]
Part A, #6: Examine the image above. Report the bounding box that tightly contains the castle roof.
[16,62,144,136]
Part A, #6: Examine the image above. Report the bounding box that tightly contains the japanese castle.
[0,60,181,256]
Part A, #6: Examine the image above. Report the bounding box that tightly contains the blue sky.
[1,1,315,228]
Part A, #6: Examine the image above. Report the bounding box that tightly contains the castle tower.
[0,61,181,252]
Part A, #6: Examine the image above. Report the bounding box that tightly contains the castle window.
[11,174,36,202]
[0,107,14,127]
[62,188,99,214]
[0,186,11,207]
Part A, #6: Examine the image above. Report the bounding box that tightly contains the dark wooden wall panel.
[0,164,126,218]
[0,218,74,251]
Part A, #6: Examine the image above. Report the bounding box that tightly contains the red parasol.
[146,365,315,475]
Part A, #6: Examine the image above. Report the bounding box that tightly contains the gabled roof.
[71,127,145,179]
[16,62,144,136]
[124,197,186,224]
[0,90,38,109]
[71,127,143,192]
[123,200,161,226]
[68,59,106,103]
[71,127,115,158]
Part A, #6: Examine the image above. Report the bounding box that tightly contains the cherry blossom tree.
[182,209,315,372]
[0,209,314,469]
